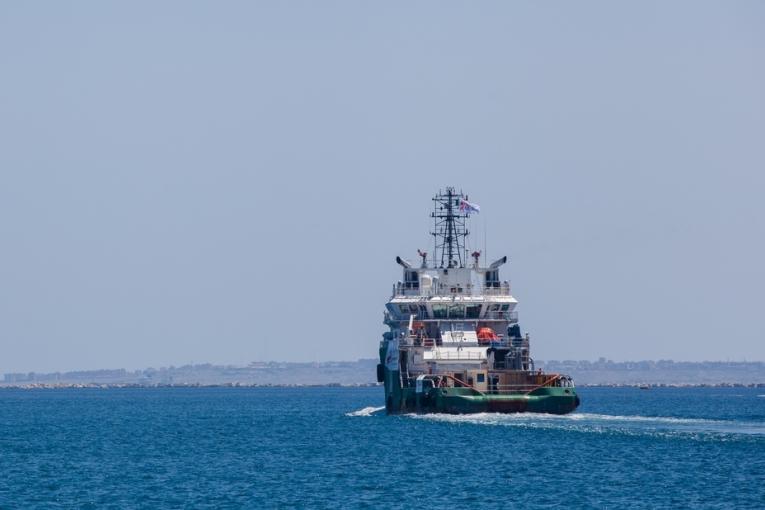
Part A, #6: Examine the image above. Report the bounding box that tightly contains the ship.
[377,188,580,414]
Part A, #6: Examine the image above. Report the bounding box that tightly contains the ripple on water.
[407,411,765,439]
[1,386,763,508]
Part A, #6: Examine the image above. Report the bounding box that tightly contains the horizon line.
[4,357,765,376]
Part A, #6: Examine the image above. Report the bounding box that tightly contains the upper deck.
[392,276,511,298]
[392,254,511,296]
[388,188,518,326]
[386,263,519,326]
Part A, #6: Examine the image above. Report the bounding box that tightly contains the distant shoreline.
[4,359,764,388]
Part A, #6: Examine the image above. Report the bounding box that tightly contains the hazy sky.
[1,2,763,372]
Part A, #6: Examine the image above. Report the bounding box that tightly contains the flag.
[459,199,480,214]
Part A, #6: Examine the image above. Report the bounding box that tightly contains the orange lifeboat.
[477,327,498,344]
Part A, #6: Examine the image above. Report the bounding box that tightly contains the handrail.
[387,312,518,323]
[440,374,486,395]
[399,337,523,349]
[427,350,485,361]
[392,281,512,298]
[524,374,561,395]
[411,372,572,396]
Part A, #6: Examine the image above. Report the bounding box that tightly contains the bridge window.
[466,304,481,319]
[432,304,447,319]
[398,304,419,316]
[448,304,465,318]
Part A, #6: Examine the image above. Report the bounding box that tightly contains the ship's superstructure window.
[448,304,465,318]
[404,271,419,289]
[432,304,474,319]
[485,270,499,288]
[396,303,430,320]
[398,303,420,316]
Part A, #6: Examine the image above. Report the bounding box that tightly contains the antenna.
[417,249,428,268]
[430,187,470,268]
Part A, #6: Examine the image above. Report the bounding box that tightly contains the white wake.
[346,406,385,417]
[409,411,765,436]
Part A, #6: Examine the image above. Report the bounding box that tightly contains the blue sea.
[1,386,763,508]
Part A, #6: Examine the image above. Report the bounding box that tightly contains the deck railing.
[399,334,524,349]
[410,373,574,395]
[387,311,518,325]
[425,350,485,361]
[392,282,511,298]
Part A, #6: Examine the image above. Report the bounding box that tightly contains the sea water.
[0,386,762,508]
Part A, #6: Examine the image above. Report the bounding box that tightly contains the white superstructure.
[382,188,533,387]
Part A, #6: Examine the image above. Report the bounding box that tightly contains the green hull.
[382,369,580,415]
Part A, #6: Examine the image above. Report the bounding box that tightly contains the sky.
[1,1,763,373]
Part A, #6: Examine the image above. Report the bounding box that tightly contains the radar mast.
[431,187,470,268]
